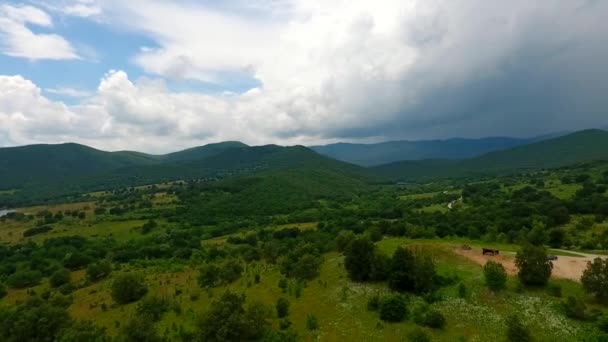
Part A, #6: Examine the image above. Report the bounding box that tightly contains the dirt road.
[455,247,606,282]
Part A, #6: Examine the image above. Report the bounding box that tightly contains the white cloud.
[1,0,608,152]
[45,87,93,98]
[0,4,79,60]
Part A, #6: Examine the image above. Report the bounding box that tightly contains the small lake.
[0,209,16,217]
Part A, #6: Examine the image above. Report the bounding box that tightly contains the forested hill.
[371,129,608,181]
[0,143,377,206]
[311,136,534,166]
[0,143,161,190]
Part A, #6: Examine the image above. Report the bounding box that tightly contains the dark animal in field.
[547,255,558,261]
[482,248,499,256]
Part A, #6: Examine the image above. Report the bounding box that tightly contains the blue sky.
[0,0,607,153]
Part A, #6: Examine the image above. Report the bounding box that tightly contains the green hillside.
[162,141,248,162]
[0,144,377,206]
[0,143,160,190]
[372,129,608,181]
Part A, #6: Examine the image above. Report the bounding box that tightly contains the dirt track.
[454,248,606,282]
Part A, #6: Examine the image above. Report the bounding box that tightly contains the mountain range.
[1,129,608,205]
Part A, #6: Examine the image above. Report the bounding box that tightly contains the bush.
[597,312,608,333]
[547,283,562,298]
[276,298,290,318]
[56,320,108,342]
[50,268,71,288]
[515,244,552,286]
[136,295,170,322]
[367,293,381,311]
[0,283,6,298]
[199,292,271,341]
[562,296,587,320]
[581,257,608,301]
[306,313,319,331]
[6,269,42,288]
[111,273,148,304]
[379,294,408,322]
[483,261,507,292]
[506,314,532,342]
[407,327,431,342]
[412,302,446,329]
[457,283,467,298]
[86,260,112,282]
[23,225,52,237]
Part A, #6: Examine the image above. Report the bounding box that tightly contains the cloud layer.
[0,4,79,60]
[1,0,607,152]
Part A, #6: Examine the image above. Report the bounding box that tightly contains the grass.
[0,235,595,341]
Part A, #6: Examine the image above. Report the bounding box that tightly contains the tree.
[581,257,608,301]
[198,263,221,288]
[379,294,408,322]
[515,244,552,286]
[344,238,375,281]
[483,261,507,292]
[86,260,112,282]
[111,273,148,304]
[50,268,71,288]
[291,254,321,280]
[369,251,391,281]
[116,316,162,342]
[526,220,548,246]
[335,230,356,252]
[0,297,71,342]
[6,269,42,288]
[388,247,416,292]
[389,247,436,294]
[57,320,108,342]
[199,292,271,341]
[136,296,170,322]
[506,314,532,342]
[276,298,290,318]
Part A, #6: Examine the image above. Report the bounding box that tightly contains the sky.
[0,0,607,153]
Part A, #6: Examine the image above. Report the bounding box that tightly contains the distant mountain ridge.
[371,129,608,181]
[311,136,537,166]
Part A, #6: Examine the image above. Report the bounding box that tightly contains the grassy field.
[0,237,588,341]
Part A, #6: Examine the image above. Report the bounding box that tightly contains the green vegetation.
[1,131,608,341]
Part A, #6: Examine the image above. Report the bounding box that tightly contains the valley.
[1,129,608,341]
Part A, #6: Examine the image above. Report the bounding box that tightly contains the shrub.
[581,257,608,301]
[547,283,562,298]
[562,296,587,320]
[276,298,290,318]
[515,244,552,286]
[412,302,446,329]
[6,269,42,288]
[506,314,532,342]
[136,295,170,322]
[111,273,148,304]
[23,225,52,237]
[86,260,112,282]
[50,268,71,288]
[483,261,507,292]
[597,312,608,333]
[0,283,6,298]
[367,293,381,311]
[379,294,408,322]
[407,327,431,342]
[306,313,319,331]
[457,282,467,298]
